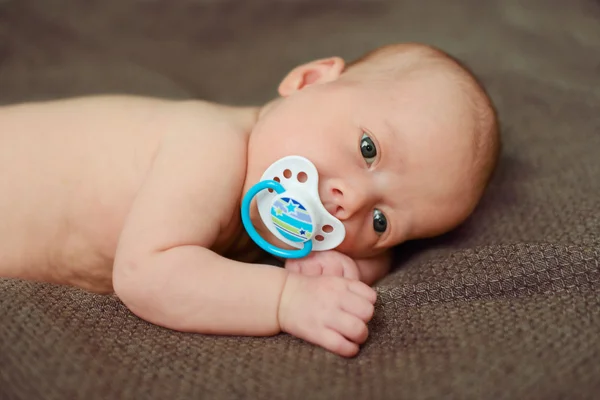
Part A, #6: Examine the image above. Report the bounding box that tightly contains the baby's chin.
[333,241,384,260]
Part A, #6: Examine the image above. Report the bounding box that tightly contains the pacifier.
[241,156,346,259]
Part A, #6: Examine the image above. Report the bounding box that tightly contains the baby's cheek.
[334,229,372,259]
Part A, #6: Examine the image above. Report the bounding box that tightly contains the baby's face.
[245,70,477,258]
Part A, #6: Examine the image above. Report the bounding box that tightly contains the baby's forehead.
[351,76,477,170]
[351,72,474,133]
[350,49,478,97]
[340,54,483,157]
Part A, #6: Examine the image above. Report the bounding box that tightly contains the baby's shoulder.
[160,98,250,170]
[154,99,251,213]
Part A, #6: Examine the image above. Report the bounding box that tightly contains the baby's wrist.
[276,269,297,334]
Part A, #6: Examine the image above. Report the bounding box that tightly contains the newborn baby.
[0,43,499,357]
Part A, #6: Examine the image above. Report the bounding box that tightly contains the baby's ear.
[278,57,345,97]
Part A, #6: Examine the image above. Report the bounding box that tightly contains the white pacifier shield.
[256,156,346,251]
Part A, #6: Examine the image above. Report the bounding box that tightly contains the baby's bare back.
[0,96,252,293]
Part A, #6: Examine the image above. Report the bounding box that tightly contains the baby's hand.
[277,272,377,357]
[284,250,361,281]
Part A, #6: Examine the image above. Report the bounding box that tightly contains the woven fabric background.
[1,0,599,399]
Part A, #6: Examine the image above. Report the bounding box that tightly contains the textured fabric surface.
[1,0,599,399]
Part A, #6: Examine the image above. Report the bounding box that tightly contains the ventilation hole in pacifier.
[315,235,325,242]
[322,225,333,233]
[267,176,281,193]
[268,176,281,193]
[297,171,308,183]
[283,169,292,179]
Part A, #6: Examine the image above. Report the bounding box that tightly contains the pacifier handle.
[241,180,313,259]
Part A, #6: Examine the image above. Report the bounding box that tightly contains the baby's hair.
[345,43,500,200]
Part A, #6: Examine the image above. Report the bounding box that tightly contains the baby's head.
[245,43,499,259]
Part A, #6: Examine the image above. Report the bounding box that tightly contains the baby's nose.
[324,180,370,220]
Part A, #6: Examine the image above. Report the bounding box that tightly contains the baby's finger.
[300,261,323,276]
[341,259,360,280]
[319,328,360,358]
[341,291,375,322]
[347,280,377,304]
[321,262,344,277]
[326,312,369,345]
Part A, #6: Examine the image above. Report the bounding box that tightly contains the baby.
[0,43,499,357]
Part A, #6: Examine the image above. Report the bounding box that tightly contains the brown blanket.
[1,0,599,399]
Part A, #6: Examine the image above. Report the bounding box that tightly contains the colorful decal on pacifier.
[271,197,313,243]
[241,156,346,259]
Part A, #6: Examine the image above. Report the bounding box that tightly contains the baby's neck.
[256,97,281,120]
[238,98,298,254]
[224,103,261,135]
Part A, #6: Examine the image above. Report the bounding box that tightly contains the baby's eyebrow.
[378,120,405,173]
[383,119,397,136]
[381,119,403,151]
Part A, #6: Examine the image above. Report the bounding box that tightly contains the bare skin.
[0,43,497,357]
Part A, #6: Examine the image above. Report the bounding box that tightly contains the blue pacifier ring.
[241,180,313,259]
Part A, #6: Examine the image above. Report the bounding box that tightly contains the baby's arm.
[286,250,392,285]
[112,115,375,356]
[112,121,284,334]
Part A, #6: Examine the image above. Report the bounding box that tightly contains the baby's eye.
[373,209,387,234]
[360,133,377,165]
